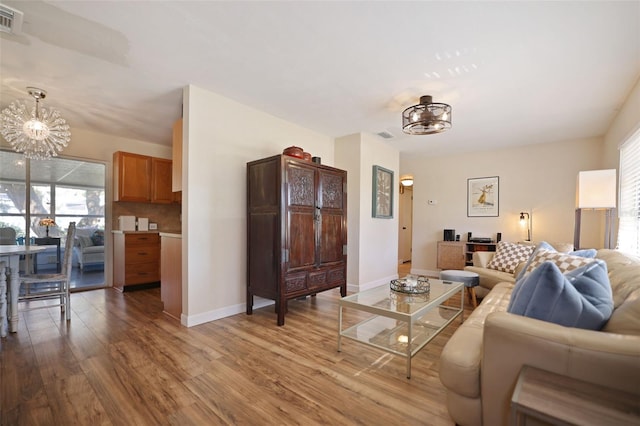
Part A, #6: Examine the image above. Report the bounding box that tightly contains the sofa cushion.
[487,242,534,274]
[77,235,94,248]
[597,249,640,335]
[520,246,596,279]
[508,260,613,330]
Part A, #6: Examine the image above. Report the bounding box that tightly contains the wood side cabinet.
[246,155,347,326]
[437,241,465,270]
[114,151,151,202]
[113,232,160,291]
[114,151,174,204]
[151,157,174,204]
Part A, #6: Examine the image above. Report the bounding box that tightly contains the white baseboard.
[182,296,274,327]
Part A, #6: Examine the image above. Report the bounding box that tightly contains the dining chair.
[18,222,76,321]
[0,227,17,245]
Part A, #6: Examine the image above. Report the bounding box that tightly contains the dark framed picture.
[467,176,499,217]
[372,165,393,218]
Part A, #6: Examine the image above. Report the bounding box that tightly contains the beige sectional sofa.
[439,249,640,426]
[464,241,573,298]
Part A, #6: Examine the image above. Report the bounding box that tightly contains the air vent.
[376,131,394,139]
[0,4,24,35]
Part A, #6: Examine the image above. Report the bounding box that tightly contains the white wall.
[603,76,640,168]
[335,133,399,292]
[403,137,604,276]
[182,85,335,326]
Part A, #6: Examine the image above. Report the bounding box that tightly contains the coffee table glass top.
[340,279,463,317]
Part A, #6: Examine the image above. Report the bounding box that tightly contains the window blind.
[618,131,640,256]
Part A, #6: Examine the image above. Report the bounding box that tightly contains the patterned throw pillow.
[524,249,595,275]
[487,242,535,274]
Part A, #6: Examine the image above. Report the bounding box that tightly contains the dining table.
[0,245,51,337]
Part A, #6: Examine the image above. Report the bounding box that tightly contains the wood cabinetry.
[160,234,182,320]
[437,241,465,270]
[172,118,182,192]
[438,241,498,269]
[465,242,497,266]
[247,155,347,326]
[113,232,160,291]
[113,151,174,203]
[151,157,173,204]
[114,151,151,202]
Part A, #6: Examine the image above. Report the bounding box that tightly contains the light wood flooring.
[1,275,471,425]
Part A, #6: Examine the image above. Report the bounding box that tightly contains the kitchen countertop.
[159,232,182,238]
[112,230,161,234]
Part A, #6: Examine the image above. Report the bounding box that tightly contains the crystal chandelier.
[402,95,452,135]
[1,87,71,160]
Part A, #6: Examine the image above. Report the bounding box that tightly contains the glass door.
[0,150,107,290]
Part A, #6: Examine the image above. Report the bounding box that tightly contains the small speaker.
[455,234,460,241]
[444,229,455,241]
[467,232,472,241]
[496,232,502,242]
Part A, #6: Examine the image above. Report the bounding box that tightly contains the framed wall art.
[372,165,393,218]
[467,176,499,217]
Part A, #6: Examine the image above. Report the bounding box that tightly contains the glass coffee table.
[338,278,464,378]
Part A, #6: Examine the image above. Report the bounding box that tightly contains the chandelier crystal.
[402,95,452,135]
[1,87,71,160]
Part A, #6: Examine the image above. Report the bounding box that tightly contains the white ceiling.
[1,1,639,157]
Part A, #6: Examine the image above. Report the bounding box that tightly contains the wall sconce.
[574,169,617,249]
[519,211,531,241]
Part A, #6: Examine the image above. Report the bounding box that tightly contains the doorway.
[398,184,413,265]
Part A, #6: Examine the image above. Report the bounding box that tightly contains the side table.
[511,365,640,425]
[440,270,479,307]
[34,237,61,273]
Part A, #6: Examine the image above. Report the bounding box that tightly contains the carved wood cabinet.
[246,155,347,326]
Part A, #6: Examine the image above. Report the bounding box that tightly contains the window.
[0,151,105,240]
[618,130,640,256]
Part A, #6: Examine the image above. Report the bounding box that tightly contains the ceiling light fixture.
[400,176,414,187]
[402,95,452,135]
[1,87,71,160]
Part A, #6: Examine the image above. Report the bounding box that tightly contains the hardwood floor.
[1,282,471,425]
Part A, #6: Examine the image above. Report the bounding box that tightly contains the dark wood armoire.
[246,154,347,326]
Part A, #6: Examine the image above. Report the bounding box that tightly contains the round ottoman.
[439,270,480,308]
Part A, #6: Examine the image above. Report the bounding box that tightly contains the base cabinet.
[160,234,182,320]
[246,154,347,326]
[437,241,465,270]
[113,232,160,291]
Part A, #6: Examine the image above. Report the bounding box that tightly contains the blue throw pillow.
[91,230,104,246]
[508,260,613,330]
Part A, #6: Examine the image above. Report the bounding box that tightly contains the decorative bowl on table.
[390,274,430,294]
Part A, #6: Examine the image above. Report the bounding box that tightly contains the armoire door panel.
[248,213,278,296]
[287,164,315,207]
[318,170,345,210]
[248,160,279,209]
[320,213,344,263]
[288,211,315,268]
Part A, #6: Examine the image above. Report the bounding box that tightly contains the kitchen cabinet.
[113,151,173,203]
[151,157,173,204]
[160,233,182,320]
[113,151,151,202]
[113,231,160,291]
[246,154,347,326]
[172,118,182,192]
